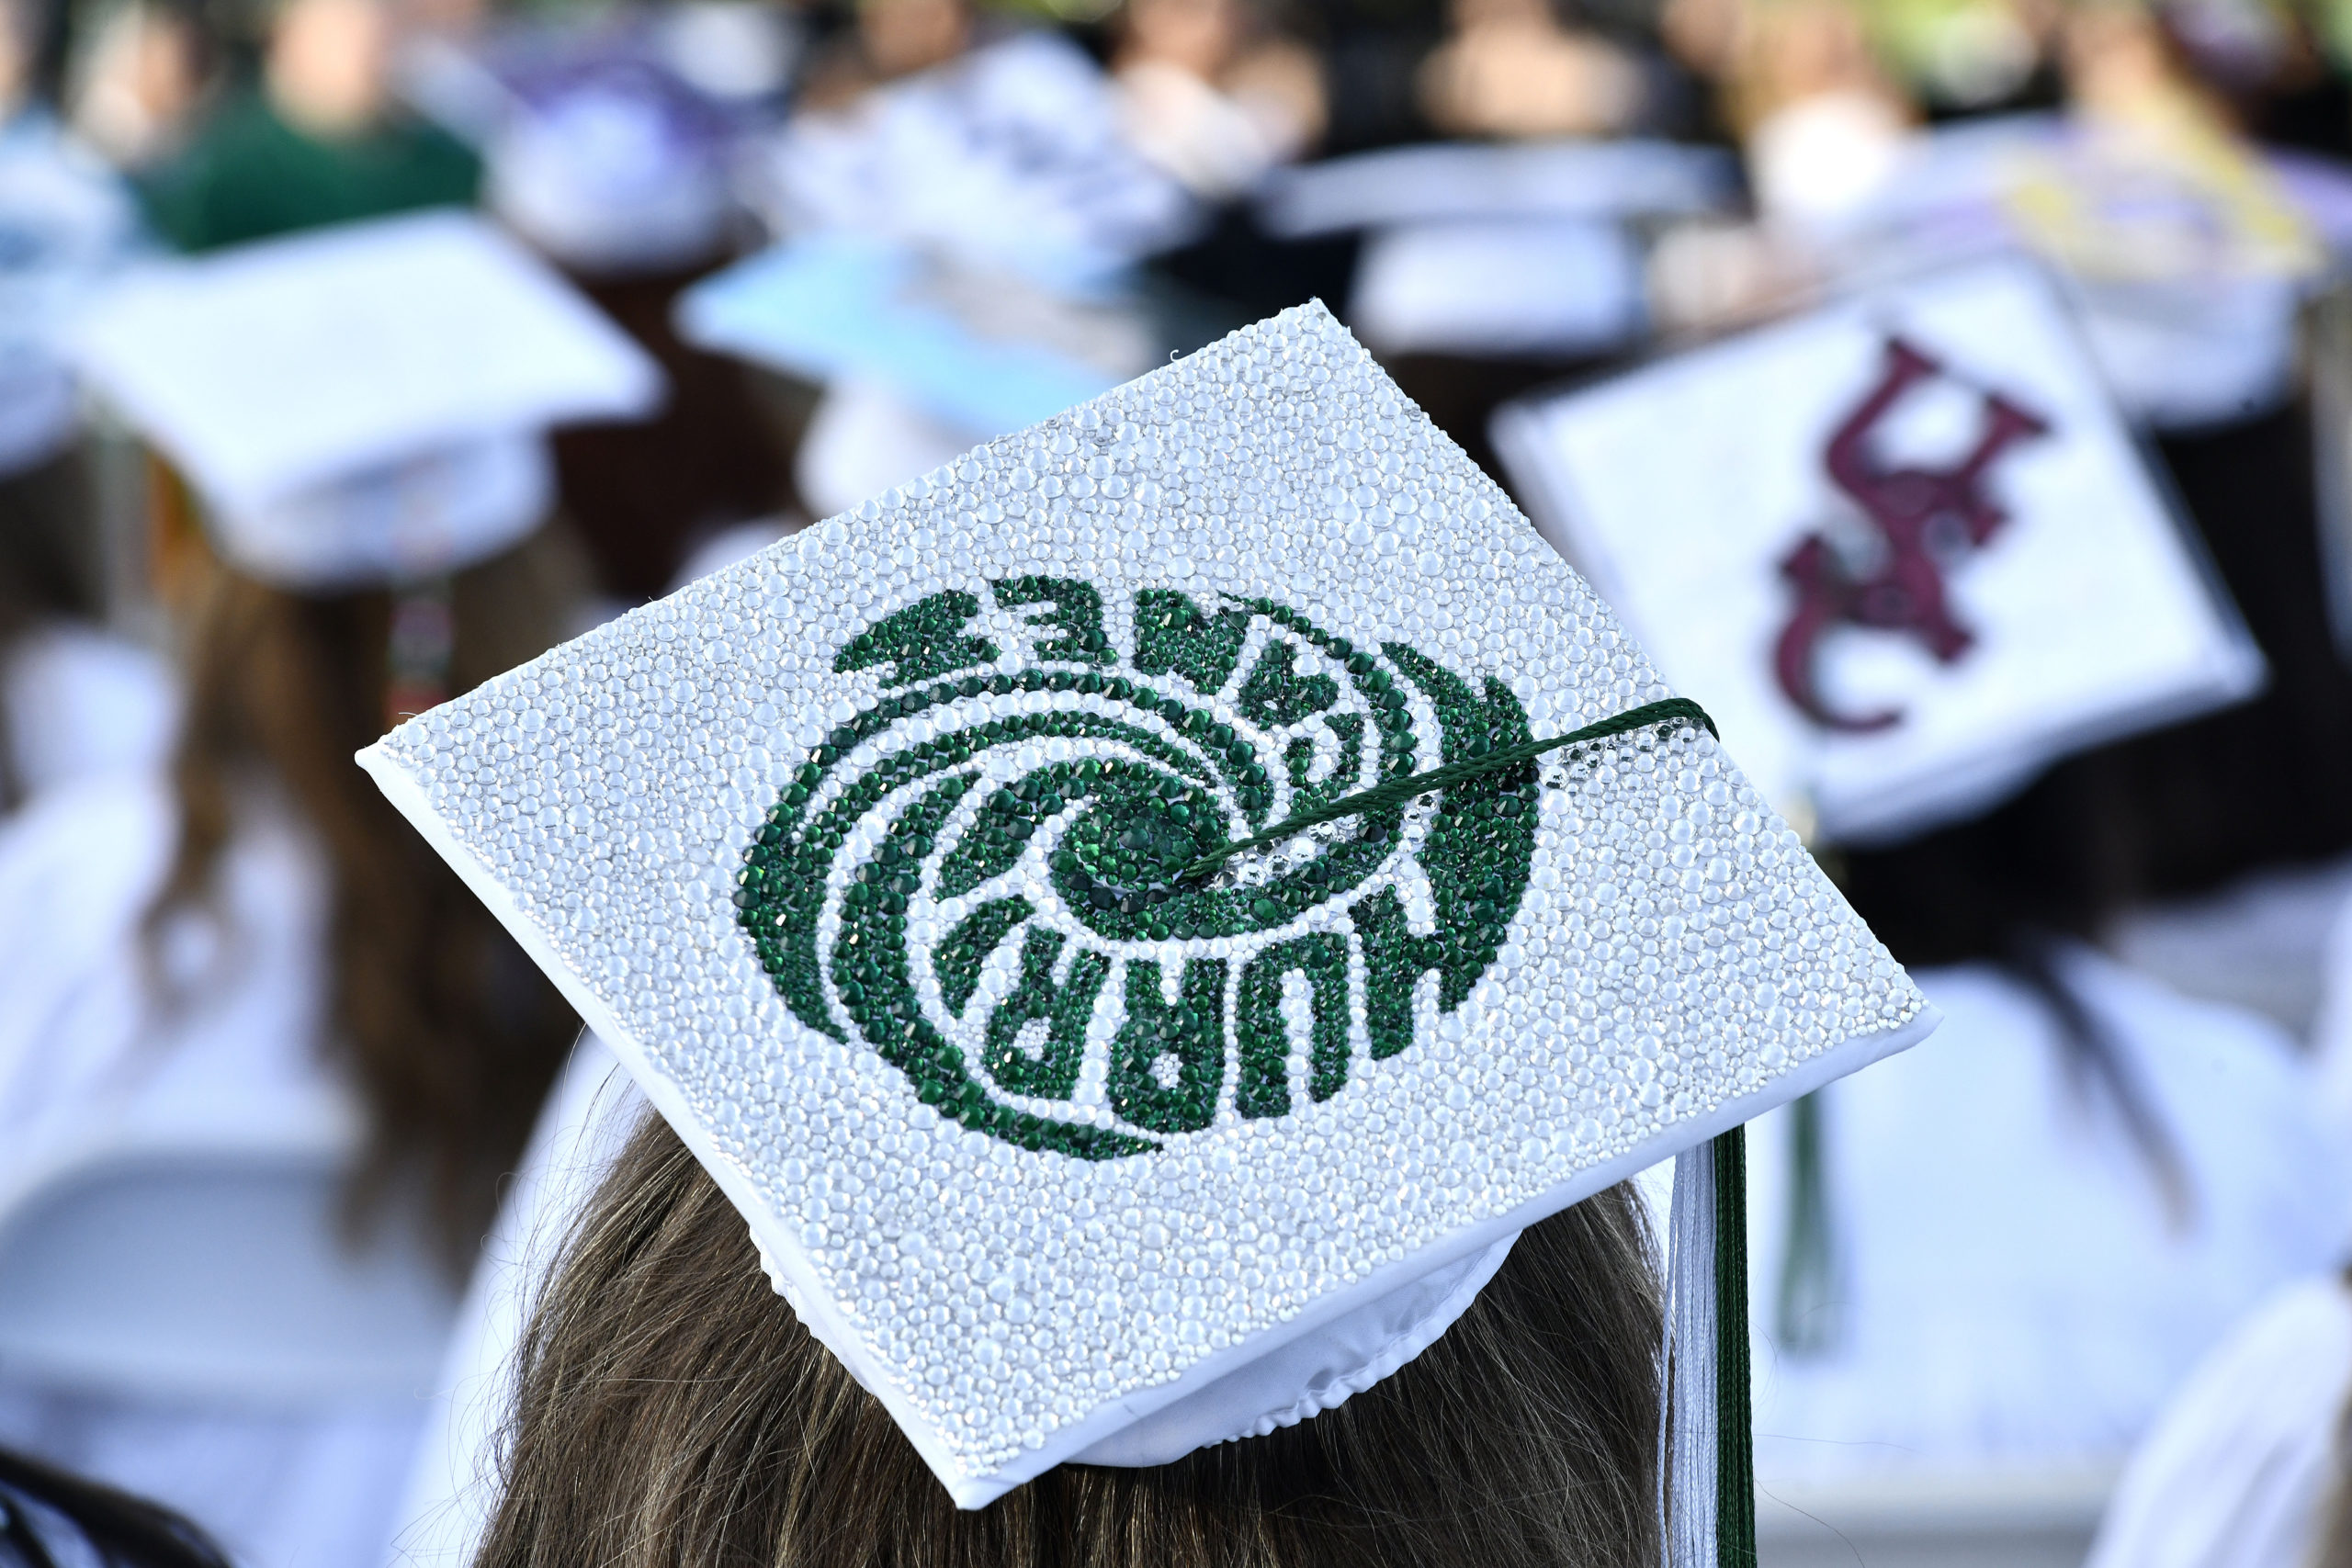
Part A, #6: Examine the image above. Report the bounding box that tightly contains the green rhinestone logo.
[736,580,1538,1158]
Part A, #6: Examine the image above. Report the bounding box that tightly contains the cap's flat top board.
[1256,139,1736,238]
[764,34,1194,279]
[69,209,662,510]
[675,237,1129,435]
[1495,259,2260,842]
[362,303,1929,1506]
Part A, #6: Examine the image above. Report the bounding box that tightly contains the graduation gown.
[0,773,452,1568]
[2081,1274,2352,1568]
[138,92,480,254]
[1,626,175,807]
[1747,948,2349,1481]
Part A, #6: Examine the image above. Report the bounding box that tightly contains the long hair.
[144,530,584,1270]
[2123,400,2352,892]
[0,449,103,810]
[476,1111,1664,1568]
[1835,751,2190,1209]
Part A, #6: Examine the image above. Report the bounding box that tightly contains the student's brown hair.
[0,449,104,809]
[477,1111,1663,1568]
[146,527,584,1271]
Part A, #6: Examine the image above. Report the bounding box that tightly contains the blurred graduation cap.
[1258,141,1737,239]
[1493,258,2263,846]
[358,301,1937,1550]
[68,209,664,590]
[405,10,797,278]
[678,234,1152,439]
[1255,140,1737,362]
[486,57,741,277]
[1344,220,1649,360]
[676,231,1158,518]
[1815,113,2340,431]
[749,33,1200,287]
[707,31,1193,516]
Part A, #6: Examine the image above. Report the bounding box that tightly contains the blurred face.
[1123,0,1242,79]
[1751,0,1883,107]
[1661,0,1745,78]
[2062,3,2177,112]
[266,0,391,135]
[69,2,205,164]
[0,0,31,115]
[859,0,968,80]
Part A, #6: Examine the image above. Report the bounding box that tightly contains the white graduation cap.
[415,16,780,277]
[485,76,738,277]
[1494,259,2264,845]
[675,235,1153,440]
[1255,141,1738,238]
[357,302,1937,1540]
[1813,113,2334,432]
[67,209,665,591]
[675,232,1158,523]
[1254,141,1736,363]
[1344,220,1649,359]
[750,33,1200,286]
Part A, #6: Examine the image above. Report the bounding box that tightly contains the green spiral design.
[735,580,1543,1158]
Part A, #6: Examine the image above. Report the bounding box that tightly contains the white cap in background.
[1495,257,2264,844]
[69,209,664,590]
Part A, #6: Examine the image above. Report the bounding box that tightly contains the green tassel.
[1775,1092,1838,1355]
[1713,1125,1757,1568]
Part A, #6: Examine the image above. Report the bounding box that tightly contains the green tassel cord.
[1713,1125,1757,1568]
[1165,686,1756,1559]
[1774,1094,1839,1356]
[1183,696,1716,880]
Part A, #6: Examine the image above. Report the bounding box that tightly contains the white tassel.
[1657,1139,1719,1568]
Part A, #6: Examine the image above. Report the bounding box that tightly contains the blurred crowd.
[7,0,2352,1562]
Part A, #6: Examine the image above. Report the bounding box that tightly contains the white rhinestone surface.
[363,302,1927,1498]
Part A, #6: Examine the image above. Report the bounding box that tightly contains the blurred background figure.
[0,468,572,1568]
[139,0,477,252]
[1494,256,2352,1564]
[2083,1264,2352,1568]
[0,434,171,816]
[2083,883,2352,1568]
[1418,0,1645,139]
[65,0,216,172]
[1113,0,1324,199]
[0,213,659,1568]
[1747,753,2347,1511]
[797,0,973,107]
[0,0,167,818]
[402,4,799,603]
[1734,0,1915,230]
